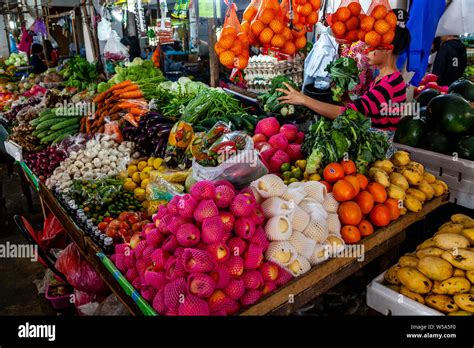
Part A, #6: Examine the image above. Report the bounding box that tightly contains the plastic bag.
[328,0,363,43]
[39,213,67,251]
[93,294,129,316]
[104,31,129,62]
[104,120,124,142]
[18,25,32,53]
[243,0,261,24]
[293,0,320,29]
[215,3,249,70]
[98,18,112,41]
[192,135,268,189]
[304,23,339,89]
[55,243,110,295]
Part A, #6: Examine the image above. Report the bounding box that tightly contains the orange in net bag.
[215,2,250,70]
[364,0,396,49]
[250,0,283,47]
[293,0,320,29]
[328,0,363,43]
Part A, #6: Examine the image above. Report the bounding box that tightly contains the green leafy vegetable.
[326,57,360,102]
[259,76,298,116]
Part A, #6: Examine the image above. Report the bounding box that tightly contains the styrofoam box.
[366,271,443,316]
[394,143,474,209]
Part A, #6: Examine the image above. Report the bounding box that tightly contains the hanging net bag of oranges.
[242,0,261,44]
[364,0,397,49]
[279,0,308,54]
[328,0,364,44]
[215,2,250,70]
[249,0,286,48]
[292,0,320,31]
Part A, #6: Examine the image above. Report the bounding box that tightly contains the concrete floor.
[0,160,55,315]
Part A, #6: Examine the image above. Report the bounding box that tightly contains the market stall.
[0,0,473,319]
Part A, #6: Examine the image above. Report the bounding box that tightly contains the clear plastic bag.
[97,18,112,41]
[104,30,129,62]
[93,294,129,316]
[192,136,268,189]
[55,243,110,296]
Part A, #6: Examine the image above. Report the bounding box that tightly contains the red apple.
[252,133,267,144]
[207,242,230,263]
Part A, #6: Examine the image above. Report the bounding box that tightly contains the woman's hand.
[277,82,307,106]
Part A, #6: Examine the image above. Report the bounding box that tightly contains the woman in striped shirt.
[278,26,411,133]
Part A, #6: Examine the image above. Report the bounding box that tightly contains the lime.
[283,180,290,185]
[289,178,299,184]
[295,160,307,170]
[291,167,303,180]
[280,163,291,173]
[282,171,292,181]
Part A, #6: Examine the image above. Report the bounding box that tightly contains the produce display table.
[28,166,448,315]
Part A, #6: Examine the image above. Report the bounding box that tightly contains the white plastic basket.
[394,143,474,209]
[366,271,443,316]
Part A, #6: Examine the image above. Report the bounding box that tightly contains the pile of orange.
[361,5,397,48]
[215,25,250,70]
[330,2,363,43]
[292,0,321,29]
[322,159,401,244]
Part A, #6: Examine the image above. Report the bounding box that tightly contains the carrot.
[85,117,91,134]
[109,112,121,121]
[117,102,140,109]
[124,113,139,127]
[107,80,132,92]
[113,84,139,95]
[80,117,86,133]
[98,125,105,134]
[129,107,147,116]
[119,90,143,99]
[109,105,122,114]
[93,91,109,103]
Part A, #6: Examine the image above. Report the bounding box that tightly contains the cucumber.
[51,130,78,145]
[240,117,255,133]
[29,117,44,126]
[243,114,258,127]
[37,112,60,123]
[200,118,219,128]
[41,125,79,144]
[36,129,52,139]
[227,115,243,128]
[36,118,68,131]
[49,117,81,131]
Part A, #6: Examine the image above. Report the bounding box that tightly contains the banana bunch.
[368,151,448,214]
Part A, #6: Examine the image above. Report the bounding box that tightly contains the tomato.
[97,222,109,232]
[108,220,121,230]
[103,217,113,223]
[106,228,117,238]
[132,222,142,232]
[128,214,140,225]
[118,221,130,230]
[118,228,129,237]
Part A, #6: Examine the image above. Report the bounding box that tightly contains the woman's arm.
[277,83,343,119]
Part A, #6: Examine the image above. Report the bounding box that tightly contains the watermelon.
[456,136,474,161]
[427,94,474,135]
[417,88,440,107]
[418,131,453,155]
[449,79,474,102]
[394,117,425,147]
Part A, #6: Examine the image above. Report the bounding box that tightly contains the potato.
[451,214,474,227]
[372,160,395,174]
[425,294,459,313]
[431,183,445,197]
[435,179,449,193]
[406,188,426,202]
[416,247,445,259]
[417,256,453,281]
[439,277,471,294]
[453,269,466,277]
[384,265,401,285]
[432,281,445,294]
[434,233,470,250]
[400,255,419,268]
[417,180,435,201]
[423,172,436,184]
[400,286,425,304]
[453,294,474,313]
[387,184,406,200]
[401,168,423,185]
[437,222,464,235]
[398,267,432,294]
[387,284,401,293]
[442,249,474,271]
[404,195,423,213]
[391,151,411,166]
[369,168,390,188]
[416,238,436,251]
[461,228,474,244]
[447,310,473,316]
[409,161,425,174]
[466,271,474,283]
[389,172,409,191]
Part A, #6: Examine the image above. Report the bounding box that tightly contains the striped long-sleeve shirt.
[345,72,407,131]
